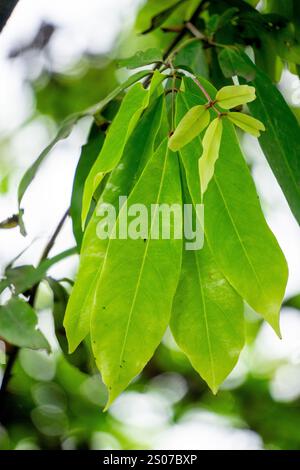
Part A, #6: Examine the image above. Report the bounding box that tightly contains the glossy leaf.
[219,48,300,224]
[0,247,76,295]
[0,297,50,351]
[218,48,256,81]
[199,117,223,197]
[168,105,210,151]
[141,0,188,34]
[70,125,105,248]
[216,85,256,109]
[64,96,165,352]
[91,139,182,407]
[81,83,149,227]
[171,150,244,392]
[227,112,265,137]
[182,79,288,333]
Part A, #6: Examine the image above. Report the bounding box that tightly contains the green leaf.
[90,139,182,408]
[183,78,288,334]
[141,0,188,34]
[81,83,149,227]
[168,105,210,151]
[17,70,152,234]
[174,40,209,77]
[0,247,76,295]
[218,48,256,81]
[171,152,244,392]
[64,96,165,352]
[216,85,256,109]
[70,125,105,249]
[199,117,223,197]
[117,48,162,69]
[227,112,265,137]
[219,49,300,224]
[0,297,50,350]
[284,294,300,310]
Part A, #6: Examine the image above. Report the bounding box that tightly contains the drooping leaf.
[17,70,152,235]
[219,48,300,224]
[0,247,76,295]
[174,40,209,77]
[0,297,50,351]
[169,105,210,151]
[70,125,105,249]
[216,85,256,109]
[81,83,149,227]
[284,294,300,310]
[171,147,244,392]
[90,139,182,407]
[227,112,265,137]
[141,0,188,34]
[117,48,162,69]
[64,96,165,352]
[218,47,256,81]
[199,117,223,197]
[182,79,288,333]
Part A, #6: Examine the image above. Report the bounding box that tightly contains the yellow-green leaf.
[199,117,223,196]
[216,85,256,109]
[91,139,182,407]
[168,105,210,151]
[81,83,149,227]
[227,112,265,137]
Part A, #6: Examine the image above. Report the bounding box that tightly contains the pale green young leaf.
[91,139,182,408]
[81,83,149,227]
[182,79,288,334]
[0,297,50,351]
[218,48,300,225]
[64,97,165,353]
[216,85,256,109]
[227,112,265,137]
[171,167,244,393]
[168,105,210,151]
[199,117,223,196]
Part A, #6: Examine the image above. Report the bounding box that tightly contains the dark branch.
[0,0,19,34]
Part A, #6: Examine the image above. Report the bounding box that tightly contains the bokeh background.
[0,0,300,450]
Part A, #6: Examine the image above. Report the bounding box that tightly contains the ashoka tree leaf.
[90,139,182,408]
[0,297,50,351]
[81,83,149,227]
[168,105,210,151]
[198,117,223,197]
[64,96,165,353]
[183,78,288,334]
[218,48,300,225]
[216,85,256,109]
[227,112,265,137]
[171,161,244,393]
[70,125,105,249]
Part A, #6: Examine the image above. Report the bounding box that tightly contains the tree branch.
[0,0,19,34]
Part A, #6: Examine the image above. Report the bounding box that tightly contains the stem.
[0,208,70,422]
